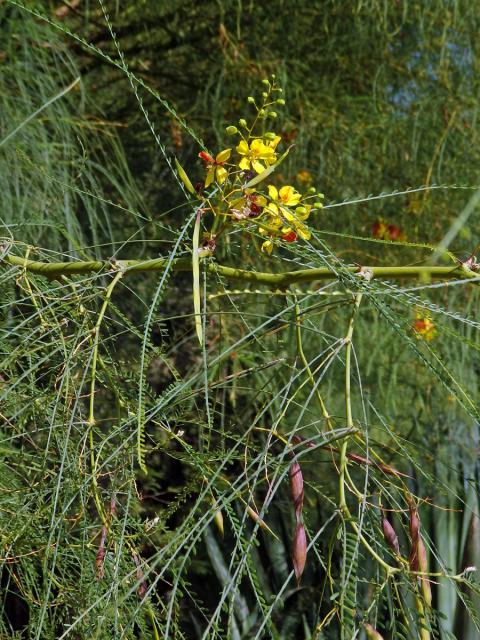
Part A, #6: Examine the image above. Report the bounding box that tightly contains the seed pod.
[364,623,385,639]
[95,525,107,580]
[212,498,224,538]
[292,521,307,585]
[110,493,117,517]
[174,158,195,195]
[381,512,400,556]
[409,502,421,571]
[132,552,148,600]
[421,575,432,607]
[245,505,277,539]
[289,461,304,519]
[417,536,428,573]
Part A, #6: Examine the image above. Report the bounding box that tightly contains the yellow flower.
[199,149,231,187]
[267,185,302,209]
[264,185,311,240]
[261,239,274,254]
[236,139,277,174]
[228,190,267,220]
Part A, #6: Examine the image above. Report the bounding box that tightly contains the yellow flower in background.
[413,313,436,340]
[199,149,231,187]
[236,139,277,174]
[296,169,313,187]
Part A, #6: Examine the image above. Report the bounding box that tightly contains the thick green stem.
[3,251,478,285]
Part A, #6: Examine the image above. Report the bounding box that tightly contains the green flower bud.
[225,125,238,135]
[247,96,255,104]
[239,118,248,128]
[314,202,324,209]
[262,78,270,86]
[295,206,307,215]
[308,186,316,194]
[264,132,277,140]
[268,111,278,118]
[258,109,266,117]
[262,91,268,98]
[276,98,285,105]
[271,73,276,79]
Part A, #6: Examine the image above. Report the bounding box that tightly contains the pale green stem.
[339,291,399,576]
[295,301,333,430]
[88,269,124,520]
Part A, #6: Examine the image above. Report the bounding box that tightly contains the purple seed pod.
[110,493,117,517]
[95,525,107,580]
[292,521,307,585]
[381,513,400,556]
[132,552,148,600]
[289,461,304,521]
[417,536,428,573]
[408,502,421,571]
[364,623,385,639]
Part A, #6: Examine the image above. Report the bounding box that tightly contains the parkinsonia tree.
[2,7,480,640]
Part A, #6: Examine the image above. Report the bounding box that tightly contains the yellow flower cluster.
[176,76,324,255]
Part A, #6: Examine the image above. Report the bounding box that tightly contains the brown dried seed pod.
[381,513,400,556]
[292,521,307,585]
[289,461,304,519]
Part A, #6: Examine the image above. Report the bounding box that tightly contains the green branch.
[2,252,479,286]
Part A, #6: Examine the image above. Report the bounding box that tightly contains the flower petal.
[216,166,228,184]
[205,167,215,188]
[267,185,278,201]
[295,205,310,220]
[236,140,249,156]
[268,135,281,150]
[216,148,231,163]
[199,151,214,164]
[252,159,266,174]
[239,157,251,170]
[250,139,264,153]
[296,224,311,240]
[261,240,274,255]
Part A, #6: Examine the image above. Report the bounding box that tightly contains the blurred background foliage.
[2,1,480,639]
